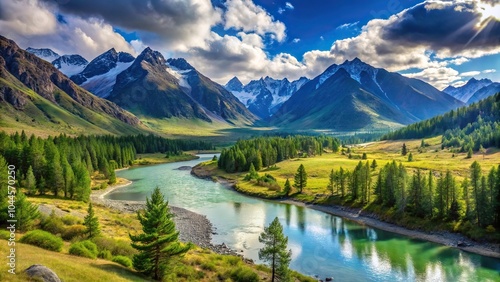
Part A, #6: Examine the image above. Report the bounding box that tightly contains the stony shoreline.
[191,163,500,259]
[90,179,239,257]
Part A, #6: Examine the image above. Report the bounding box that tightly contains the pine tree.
[470,161,482,226]
[15,191,40,232]
[83,202,100,238]
[259,217,292,282]
[283,179,291,196]
[328,169,335,195]
[408,152,413,162]
[108,169,117,185]
[402,143,408,156]
[362,153,367,160]
[370,159,377,170]
[294,164,307,193]
[130,187,191,280]
[25,166,36,196]
[467,148,473,159]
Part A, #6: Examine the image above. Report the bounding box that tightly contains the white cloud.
[452,80,467,87]
[320,36,324,40]
[447,57,470,65]
[404,67,461,90]
[278,7,285,14]
[285,2,294,10]
[460,71,481,77]
[0,0,135,59]
[292,38,300,43]
[224,0,286,42]
[336,21,359,30]
[483,69,496,73]
[237,32,264,48]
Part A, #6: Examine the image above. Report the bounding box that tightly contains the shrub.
[69,240,98,259]
[0,230,12,240]
[41,213,66,235]
[98,250,112,260]
[62,225,86,240]
[61,215,82,226]
[112,256,133,268]
[486,225,496,233]
[20,230,63,252]
[228,266,259,282]
[91,236,137,257]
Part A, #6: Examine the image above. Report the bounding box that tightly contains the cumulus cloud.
[224,0,286,42]
[404,67,461,90]
[0,0,134,59]
[40,0,222,51]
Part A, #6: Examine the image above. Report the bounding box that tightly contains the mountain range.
[12,36,500,134]
[1,36,143,135]
[443,78,500,105]
[270,58,464,130]
[27,47,88,76]
[225,76,309,118]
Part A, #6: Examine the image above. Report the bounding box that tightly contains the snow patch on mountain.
[52,55,88,76]
[165,63,194,93]
[80,61,133,98]
[316,58,378,89]
[26,47,60,62]
[443,78,493,103]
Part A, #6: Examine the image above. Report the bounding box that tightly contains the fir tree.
[362,153,367,160]
[283,179,291,196]
[108,169,117,185]
[83,202,100,238]
[25,166,36,196]
[408,152,413,162]
[259,217,292,282]
[130,187,191,280]
[467,148,473,159]
[328,169,335,195]
[370,159,378,170]
[402,143,408,156]
[294,164,307,193]
[15,191,40,232]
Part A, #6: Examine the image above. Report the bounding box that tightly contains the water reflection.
[110,155,500,281]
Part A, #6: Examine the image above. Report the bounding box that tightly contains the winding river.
[106,154,500,281]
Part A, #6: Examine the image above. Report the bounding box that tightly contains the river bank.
[191,163,500,259]
[90,178,239,257]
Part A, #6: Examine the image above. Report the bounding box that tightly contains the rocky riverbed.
[90,180,239,257]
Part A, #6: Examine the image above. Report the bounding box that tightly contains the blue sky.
[1,0,499,89]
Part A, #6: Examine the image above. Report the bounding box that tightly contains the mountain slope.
[52,54,88,76]
[0,35,143,135]
[167,58,257,124]
[270,58,463,130]
[443,78,493,103]
[71,48,134,97]
[26,47,60,62]
[225,76,308,118]
[467,82,500,104]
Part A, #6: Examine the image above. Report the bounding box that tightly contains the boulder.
[25,265,61,282]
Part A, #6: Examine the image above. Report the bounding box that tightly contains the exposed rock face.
[25,265,61,282]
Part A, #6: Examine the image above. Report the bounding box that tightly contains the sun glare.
[478,2,500,24]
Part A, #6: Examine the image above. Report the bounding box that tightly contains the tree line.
[382,92,500,151]
[0,131,212,202]
[218,135,340,173]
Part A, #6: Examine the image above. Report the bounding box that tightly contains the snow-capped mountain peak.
[52,55,88,76]
[26,47,60,62]
[316,58,378,89]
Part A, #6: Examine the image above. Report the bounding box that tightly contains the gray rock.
[25,265,61,282]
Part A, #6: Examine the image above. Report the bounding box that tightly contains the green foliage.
[20,230,63,252]
[402,143,408,156]
[362,153,367,160]
[62,225,86,241]
[408,152,413,162]
[0,230,11,240]
[98,250,113,260]
[383,92,500,150]
[283,178,291,196]
[112,256,133,268]
[69,240,99,259]
[259,217,292,282]
[91,236,137,257]
[294,164,307,193]
[244,163,259,180]
[83,203,100,238]
[15,191,40,232]
[218,135,340,173]
[130,187,192,280]
[25,166,36,195]
[40,211,66,235]
[226,266,259,282]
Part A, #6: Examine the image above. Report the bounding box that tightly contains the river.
[106,154,500,281]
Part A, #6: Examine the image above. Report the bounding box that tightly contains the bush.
[69,240,98,259]
[61,215,82,226]
[0,230,12,240]
[98,250,112,260]
[91,236,137,257]
[112,256,133,268]
[62,225,86,240]
[228,266,259,282]
[41,213,66,235]
[20,230,63,252]
[486,225,496,233]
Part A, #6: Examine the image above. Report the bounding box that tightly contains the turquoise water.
[107,154,500,281]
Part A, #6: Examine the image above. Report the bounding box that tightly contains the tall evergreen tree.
[283,179,291,196]
[328,169,335,195]
[25,165,36,196]
[83,202,100,238]
[470,161,482,226]
[259,217,292,282]
[294,164,307,193]
[130,187,191,281]
[15,191,40,232]
[402,143,408,156]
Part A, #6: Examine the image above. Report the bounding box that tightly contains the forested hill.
[382,92,500,150]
